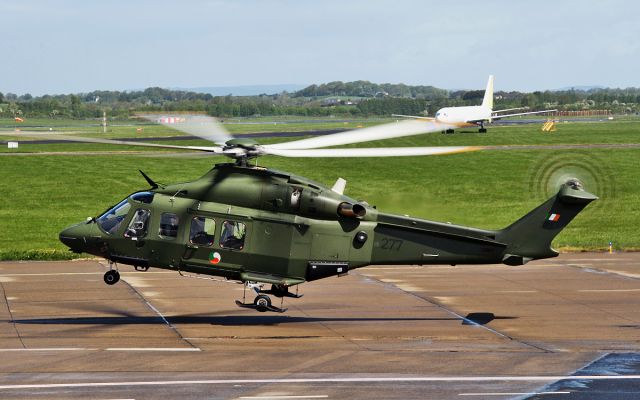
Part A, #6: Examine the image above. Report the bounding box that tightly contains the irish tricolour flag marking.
[548,213,561,222]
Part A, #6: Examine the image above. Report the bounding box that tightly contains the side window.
[124,209,150,239]
[220,220,246,250]
[159,213,179,239]
[190,216,216,246]
[290,187,302,209]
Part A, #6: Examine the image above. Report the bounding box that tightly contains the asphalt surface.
[1,252,639,399]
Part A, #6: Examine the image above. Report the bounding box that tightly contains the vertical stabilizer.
[481,75,494,110]
[496,179,597,264]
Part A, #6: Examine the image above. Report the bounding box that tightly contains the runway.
[1,253,639,399]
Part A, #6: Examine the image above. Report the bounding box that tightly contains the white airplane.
[394,75,556,133]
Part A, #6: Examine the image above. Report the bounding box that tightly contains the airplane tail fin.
[495,179,597,265]
[481,75,494,110]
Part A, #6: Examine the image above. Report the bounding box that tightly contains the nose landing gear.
[104,269,120,285]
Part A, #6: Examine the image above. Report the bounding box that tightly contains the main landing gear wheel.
[104,270,120,285]
[254,294,272,312]
[235,282,288,313]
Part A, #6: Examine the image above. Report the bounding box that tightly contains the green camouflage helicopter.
[58,116,597,313]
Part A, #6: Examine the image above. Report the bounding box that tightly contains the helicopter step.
[259,284,303,299]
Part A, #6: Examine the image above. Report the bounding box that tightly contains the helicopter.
[57,116,597,313]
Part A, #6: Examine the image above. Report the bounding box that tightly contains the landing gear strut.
[104,261,120,285]
[479,122,487,133]
[235,281,292,313]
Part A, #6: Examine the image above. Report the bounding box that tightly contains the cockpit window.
[220,220,246,250]
[130,191,154,204]
[190,216,215,246]
[97,199,131,235]
[124,209,150,239]
[159,213,179,239]
[290,187,302,209]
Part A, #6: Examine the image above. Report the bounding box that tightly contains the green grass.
[0,116,390,140]
[1,117,639,259]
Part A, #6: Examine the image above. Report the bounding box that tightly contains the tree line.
[1,81,639,120]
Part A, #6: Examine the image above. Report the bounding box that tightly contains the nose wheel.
[104,260,120,285]
[104,269,120,285]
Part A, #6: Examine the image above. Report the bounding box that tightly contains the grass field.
[0,116,390,140]
[1,117,639,260]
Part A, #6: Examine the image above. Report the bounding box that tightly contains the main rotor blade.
[265,146,482,158]
[265,120,458,150]
[139,114,233,146]
[0,132,223,153]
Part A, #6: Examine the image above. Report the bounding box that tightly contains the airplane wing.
[487,109,557,120]
[492,107,527,114]
[391,114,436,121]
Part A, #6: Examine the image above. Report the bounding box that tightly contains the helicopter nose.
[59,222,97,252]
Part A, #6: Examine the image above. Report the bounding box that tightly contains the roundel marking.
[209,251,222,264]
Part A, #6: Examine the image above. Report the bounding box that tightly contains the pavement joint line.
[2,376,640,390]
[0,280,25,349]
[105,348,201,352]
[458,392,570,396]
[567,263,640,281]
[120,277,200,351]
[353,271,548,352]
[484,266,640,330]
[239,396,328,399]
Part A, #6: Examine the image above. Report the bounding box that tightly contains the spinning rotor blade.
[139,114,234,146]
[265,146,481,158]
[265,120,458,150]
[0,132,223,153]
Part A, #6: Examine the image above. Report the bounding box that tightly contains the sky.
[1,0,639,96]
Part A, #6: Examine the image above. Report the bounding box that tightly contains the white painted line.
[0,376,639,390]
[105,348,201,352]
[0,348,91,352]
[578,289,640,292]
[240,396,328,399]
[362,267,424,270]
[0,272,173,277]
[459,394,568,397]
[496,290,538,293]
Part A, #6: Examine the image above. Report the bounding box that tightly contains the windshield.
[97,199,131,235]
[96,192,154,235]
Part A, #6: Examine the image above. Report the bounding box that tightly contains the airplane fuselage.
[435,105,492,126]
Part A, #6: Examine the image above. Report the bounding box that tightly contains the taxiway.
[1,253,639,399]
